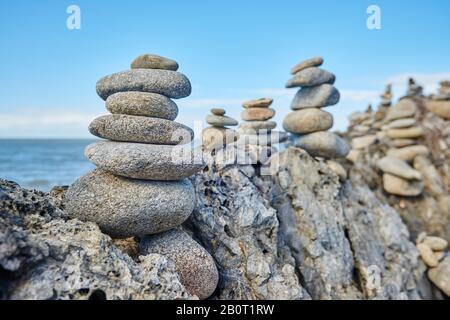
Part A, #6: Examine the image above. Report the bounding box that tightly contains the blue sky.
[0,0,449,138]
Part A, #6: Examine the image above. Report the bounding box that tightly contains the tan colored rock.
[346,149,361,163]
[202,127,239,150]
[283,109,333,134]
[351,135,377,150]
[377,157,422,180]
[386,127,424,139]
[417,243,439,267]
[242,98,273,108]
[386,145,429,162]
[423,236,448,251]
[382,173,424,197]
[211,108,226,116]
[290,56,324,75]
[387,118,416,129]
[391,139,416,148]
[416,232,427,244]
[428,257,450,296]
[241,108,275,121]
[326,160,347,181]
[426,100,450,120]
[386,98,418,121]
[435,251,446,262]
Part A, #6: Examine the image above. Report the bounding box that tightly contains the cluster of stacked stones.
[202,107,239,151]
[377,97,429,197]
[416,233,450,296]
[65,54,218,299]
[237,98,287,161]
[406,77,423,97]
[427,80,450,120]
[282,57,349,180]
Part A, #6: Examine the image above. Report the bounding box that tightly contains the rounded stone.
[238,121,277,134]
[130,54,179,71]
[241,108,275,121]
[106,92,178,120]
[391,139,416,148]
[426,100,450,120]
[238,131,288,146]
[386,99,418,121]
[417,243,439,267]
[377,157,422,180]
[242,98,273,108]
[206,115,238,127]
[387,118,416,129]
[423,236,448,251]
[382,173,424,197]
[140,229,219,300]
[428,257,450,296]
[290,84,340,109]
[285,67,336,88]
[211,108,226,116]
[386,127,424,139]
[65,169,195,238]
[89,115,193,145]
[351,135,378,150]
[283,109,333,134]
[202,127,239,150]
[290,56,324,75]
[291,131,350,158]
[96,69,192,100]
[386,145,429,162]
[85,141,205,181]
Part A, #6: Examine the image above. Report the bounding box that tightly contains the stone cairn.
[65,54,218,299]
[427,80,450,120]
[380,84,393,107]
[406,77,423,97]
[283,57,349,179]
[236,98,288,163]
[376,94,428,197]
[202,107,239,151]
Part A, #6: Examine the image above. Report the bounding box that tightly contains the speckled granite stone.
[96,69,191,100]
[89,114,193,145]
[106,92,178,120]
[290,84,340,109]
[140,229,219,300]
[283,109,333,134]
[285,67,336,88]
[290,56,324,75]
[85,141,205,180]
[65,169,195,238]
[206,115,238,127]
[288,131,350,158]
[131,54,179,71]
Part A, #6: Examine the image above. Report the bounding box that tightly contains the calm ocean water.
[0,139,96,192]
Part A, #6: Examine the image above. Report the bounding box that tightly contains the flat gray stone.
[85,141,205,180]
[283,109,333,134]
[89,115,193,145]
[285,67,335,88]
[140,229,219,300]
[377,156,422,180]
[206,114,238,127]
[106,91,178,120]
[291,84,340,109]
[290,131,349,158]
[65,169,195,238]
[96,69,191,100]
[131,54,179,71]
[291,57,324,75]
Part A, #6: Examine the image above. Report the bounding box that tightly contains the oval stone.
[377,157,422,180]
[85,141,205,180]
[386,127,424,139]
[386,145,429,162]
[387,118,416,129]
[140,229,219,300]
[285,67,335,88]
[202,127,239,150]
[211,108,226,116]
[386,99,418,121]
[65,169,195,238]
[291,131,350,158]
[238,121,277,134]
[130,54,179,71]
[242,98,273,108]
[106,92,178,120]
[290,57,324,75]
[241,108,275,121]
[206,115,238,127]
[283,109,333,134]
[89,115,193,145]
[382,173,424,197]
[96,69,192,100]
[426,100,450,120]
[291,84,340,109]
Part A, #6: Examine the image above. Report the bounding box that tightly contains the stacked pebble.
[65,54,218,299]
[283,57,349,159]
[238,98,288,147]
[377,98,428,196]
[406,77,423,97]
[202,108,239,150]
[416,232,449,296]
[380,84,393,107]
[427,80,450,120]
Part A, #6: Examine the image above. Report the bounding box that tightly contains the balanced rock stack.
[406,77,423,97]
[377,98,428,196]
[427,80,450,120]
[416,233,450,296]
[283,57,349,159]
[202,108,239,150]
[380,84,393,107]
[65,54,218,299]
[238,98,287,148]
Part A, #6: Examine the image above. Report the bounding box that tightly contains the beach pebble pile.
[283,57,349,159]
[65,54,218,299]
[416,232,449,296]
[377,98,427,196]
[202,108,239,150]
